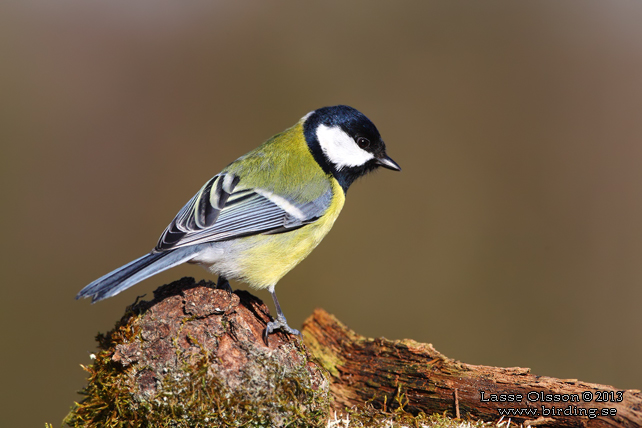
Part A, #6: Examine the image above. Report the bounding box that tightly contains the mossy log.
[66,278,642,427]
[301,309,642,428]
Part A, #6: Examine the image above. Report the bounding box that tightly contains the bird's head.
[303,105,400,192]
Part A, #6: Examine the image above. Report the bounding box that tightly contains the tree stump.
[64,277,330,427]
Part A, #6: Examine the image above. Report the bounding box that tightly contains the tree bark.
[302,308,642,428]
[67,279,642,428]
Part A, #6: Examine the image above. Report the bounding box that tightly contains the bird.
[77,105,401,341]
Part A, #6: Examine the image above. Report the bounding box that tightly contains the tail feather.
[77,248,200,303]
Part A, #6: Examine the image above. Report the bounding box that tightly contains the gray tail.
[76,248,199,303]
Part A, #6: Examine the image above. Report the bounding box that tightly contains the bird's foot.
[263,315,300,344]
[216,276,233,294]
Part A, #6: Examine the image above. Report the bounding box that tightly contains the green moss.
[66,351,330,427]
[327,410,494,428]
[328,389,495,428]
[300,330,343,378]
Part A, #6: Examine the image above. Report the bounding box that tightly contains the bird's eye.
[356,137,370,149]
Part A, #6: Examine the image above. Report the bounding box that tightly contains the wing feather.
[155,173,332,251]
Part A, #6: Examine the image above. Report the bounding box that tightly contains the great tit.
[77,105,401,340]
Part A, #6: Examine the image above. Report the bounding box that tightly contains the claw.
[263,315,300,344]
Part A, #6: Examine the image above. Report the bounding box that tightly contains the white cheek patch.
[316,124,374,170]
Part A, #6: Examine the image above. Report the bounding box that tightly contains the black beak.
[376,155,401,171]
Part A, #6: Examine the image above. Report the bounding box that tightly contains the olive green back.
[223,121,331,203]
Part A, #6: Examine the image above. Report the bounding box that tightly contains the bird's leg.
[216,275,233,293]
[264,285,300,344]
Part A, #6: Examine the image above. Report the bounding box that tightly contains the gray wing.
[155,172,332,251]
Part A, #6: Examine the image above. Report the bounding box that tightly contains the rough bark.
[301,308,642,428]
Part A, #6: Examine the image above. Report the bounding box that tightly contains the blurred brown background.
[2,1,642,425]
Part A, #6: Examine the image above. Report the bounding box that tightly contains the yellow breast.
[233,179,346,289]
